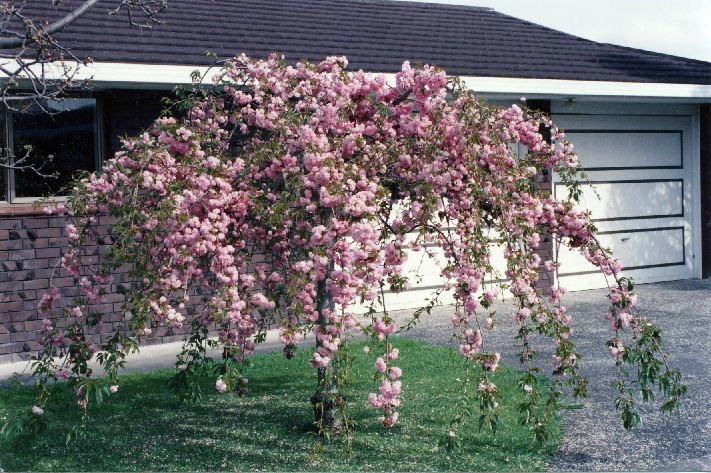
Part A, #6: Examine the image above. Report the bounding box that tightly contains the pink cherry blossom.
[215,378,228,393]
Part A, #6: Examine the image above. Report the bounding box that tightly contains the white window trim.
[0,97,102,204]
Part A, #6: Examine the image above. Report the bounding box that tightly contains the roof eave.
[5,61,711,102]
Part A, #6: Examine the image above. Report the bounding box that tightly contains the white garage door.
[552,103,699,291]
[355,102,700,312]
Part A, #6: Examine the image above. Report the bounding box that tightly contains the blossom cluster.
[368,343,402,427]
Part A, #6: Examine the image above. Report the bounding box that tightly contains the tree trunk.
[310,277,345,431]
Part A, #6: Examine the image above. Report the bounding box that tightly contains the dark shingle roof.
[20,0,711,84]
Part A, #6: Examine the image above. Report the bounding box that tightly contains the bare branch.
[0,0,100,48]
[109,0,168,29]
[0,0,170,177]
[0,144,59,178]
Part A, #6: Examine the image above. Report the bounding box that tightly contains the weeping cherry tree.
[7,54,686,444]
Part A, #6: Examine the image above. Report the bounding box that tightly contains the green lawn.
[0,338,560,471]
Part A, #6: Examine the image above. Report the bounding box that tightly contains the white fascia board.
[86,62,219,86]
[73,62,220,89]
[5,61,711,101]
[0,61,219,90]
[456,76,711,102]
[380,73,711,101]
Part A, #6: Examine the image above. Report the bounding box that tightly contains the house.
[1,0,710,362]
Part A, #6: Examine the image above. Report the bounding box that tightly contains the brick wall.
[0,214,202,363]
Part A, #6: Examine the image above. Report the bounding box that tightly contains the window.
[1,98,101,203]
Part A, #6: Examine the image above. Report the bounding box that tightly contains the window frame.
[0,95,104,204]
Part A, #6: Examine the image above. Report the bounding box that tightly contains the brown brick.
[0,240,21,251]
[9,249,35,260]
[24,238,49,249]
[80,256,99,265]
[23,218,49,229]
[60,286,80,297]
[8,270,35,282]
[21,299,41,311]
[35,247,60,258]
[0,213,221,364]
[52,277,75,287]
[6,321,24,333]
[24,319,41,331]
[98,323,114,333]
[11,332,32,342]
[0,281,23,292]
[23,279,48,290]
[25,268,52,280]
[1,260,20,271]
[85,325,101,335]
[10,310,35,322]
[48,217,70,228]
[48,237,69,248]
[88,303,115,314]
[0,343,22,355]
[102,293,125,303]
[22,341,41,352]
[22,259,48,270]
[2,290,31,302]
[153,327,170,337]
[34,228,61,238]
[0,220,21,230]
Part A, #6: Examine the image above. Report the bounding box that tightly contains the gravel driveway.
[390,279,711,471]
